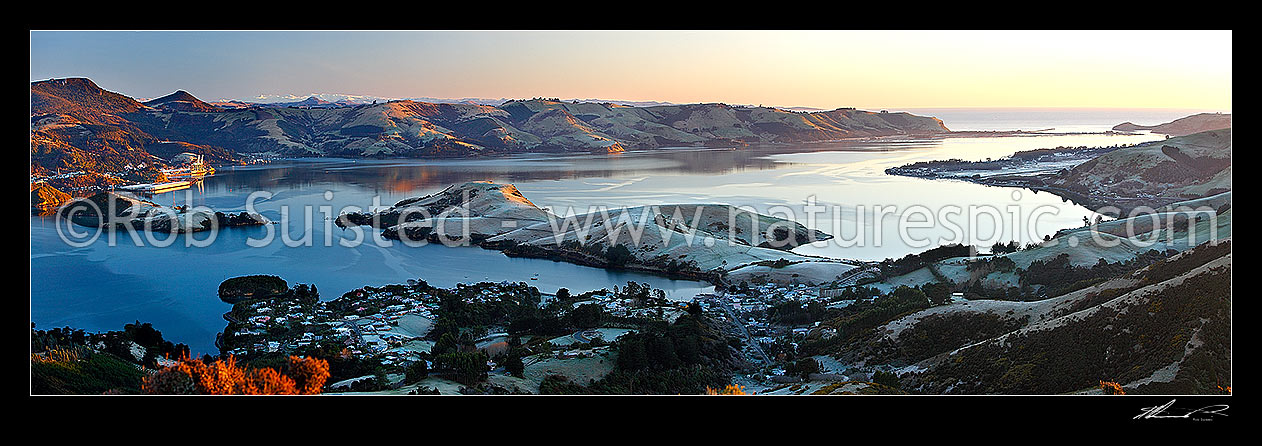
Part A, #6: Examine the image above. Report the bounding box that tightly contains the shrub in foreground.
[142,355,329,395]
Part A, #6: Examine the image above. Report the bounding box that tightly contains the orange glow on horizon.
[30,30,1232,111]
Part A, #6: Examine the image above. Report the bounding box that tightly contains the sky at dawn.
[29,30,1232,111]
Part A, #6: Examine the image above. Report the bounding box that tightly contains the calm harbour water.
[30,109,1189,354]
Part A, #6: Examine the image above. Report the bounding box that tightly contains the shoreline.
[30,128,1141,199]
[337,182,863,288]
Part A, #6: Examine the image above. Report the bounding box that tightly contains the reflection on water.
[203,133,1162,206]
[207,148,787,197]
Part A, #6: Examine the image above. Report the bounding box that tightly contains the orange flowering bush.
[239,367,298,395]
[1099,380,1125,395]
[705,384,752,395]
[142,355,329,395]
[288,355,331,394]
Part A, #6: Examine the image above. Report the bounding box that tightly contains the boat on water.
[118,180,194,194]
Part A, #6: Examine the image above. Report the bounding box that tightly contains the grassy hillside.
[1047,128,1231,211]
[30,79,238,181]
[820,239,1230,395]
[31,78,950,178]
[868,192,1231,300]
[902,241,1231,394]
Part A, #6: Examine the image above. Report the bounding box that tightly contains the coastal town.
[30,30,1231,404]
[211,267,919,395]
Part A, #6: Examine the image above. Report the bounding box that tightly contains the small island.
[55,191,269,233]
[218,275,294,304]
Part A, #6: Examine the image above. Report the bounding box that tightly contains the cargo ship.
[161,152,216,178]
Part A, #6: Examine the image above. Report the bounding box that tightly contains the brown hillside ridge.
[1112,112,1231,137]
[31,78,239,182]
[31,77,147,124]
[1047,128,1231,212]
[30,182,71,211]
[30,78,950,174]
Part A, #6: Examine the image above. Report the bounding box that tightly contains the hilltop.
[142,90,219,112]
[31,78,148,124]
[30,182,71,211]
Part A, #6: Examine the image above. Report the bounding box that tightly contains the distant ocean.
[898,108,1226,133]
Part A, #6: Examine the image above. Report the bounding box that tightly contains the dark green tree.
[787,358,821,379]
[405,359,429,382]
[872,370,900,388]
[922,282,953,306]
[434,351,488,386]
[605,244,634,267]
[569,303,603,329]
[432,333,460,356]
[503,349,525,378]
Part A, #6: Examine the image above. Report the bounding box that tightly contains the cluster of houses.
[32,170,89,182]
[223,278,740,381]
[223,281,547,367]
[716,282,866,375]
[324,288,445,364]
[553,343,613,360]
[32,167,150,193]
[759,282,820,300]
[225,284,438,359]
[567,290,691,322]
[459,282,526,305]
[225,298,327,357]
